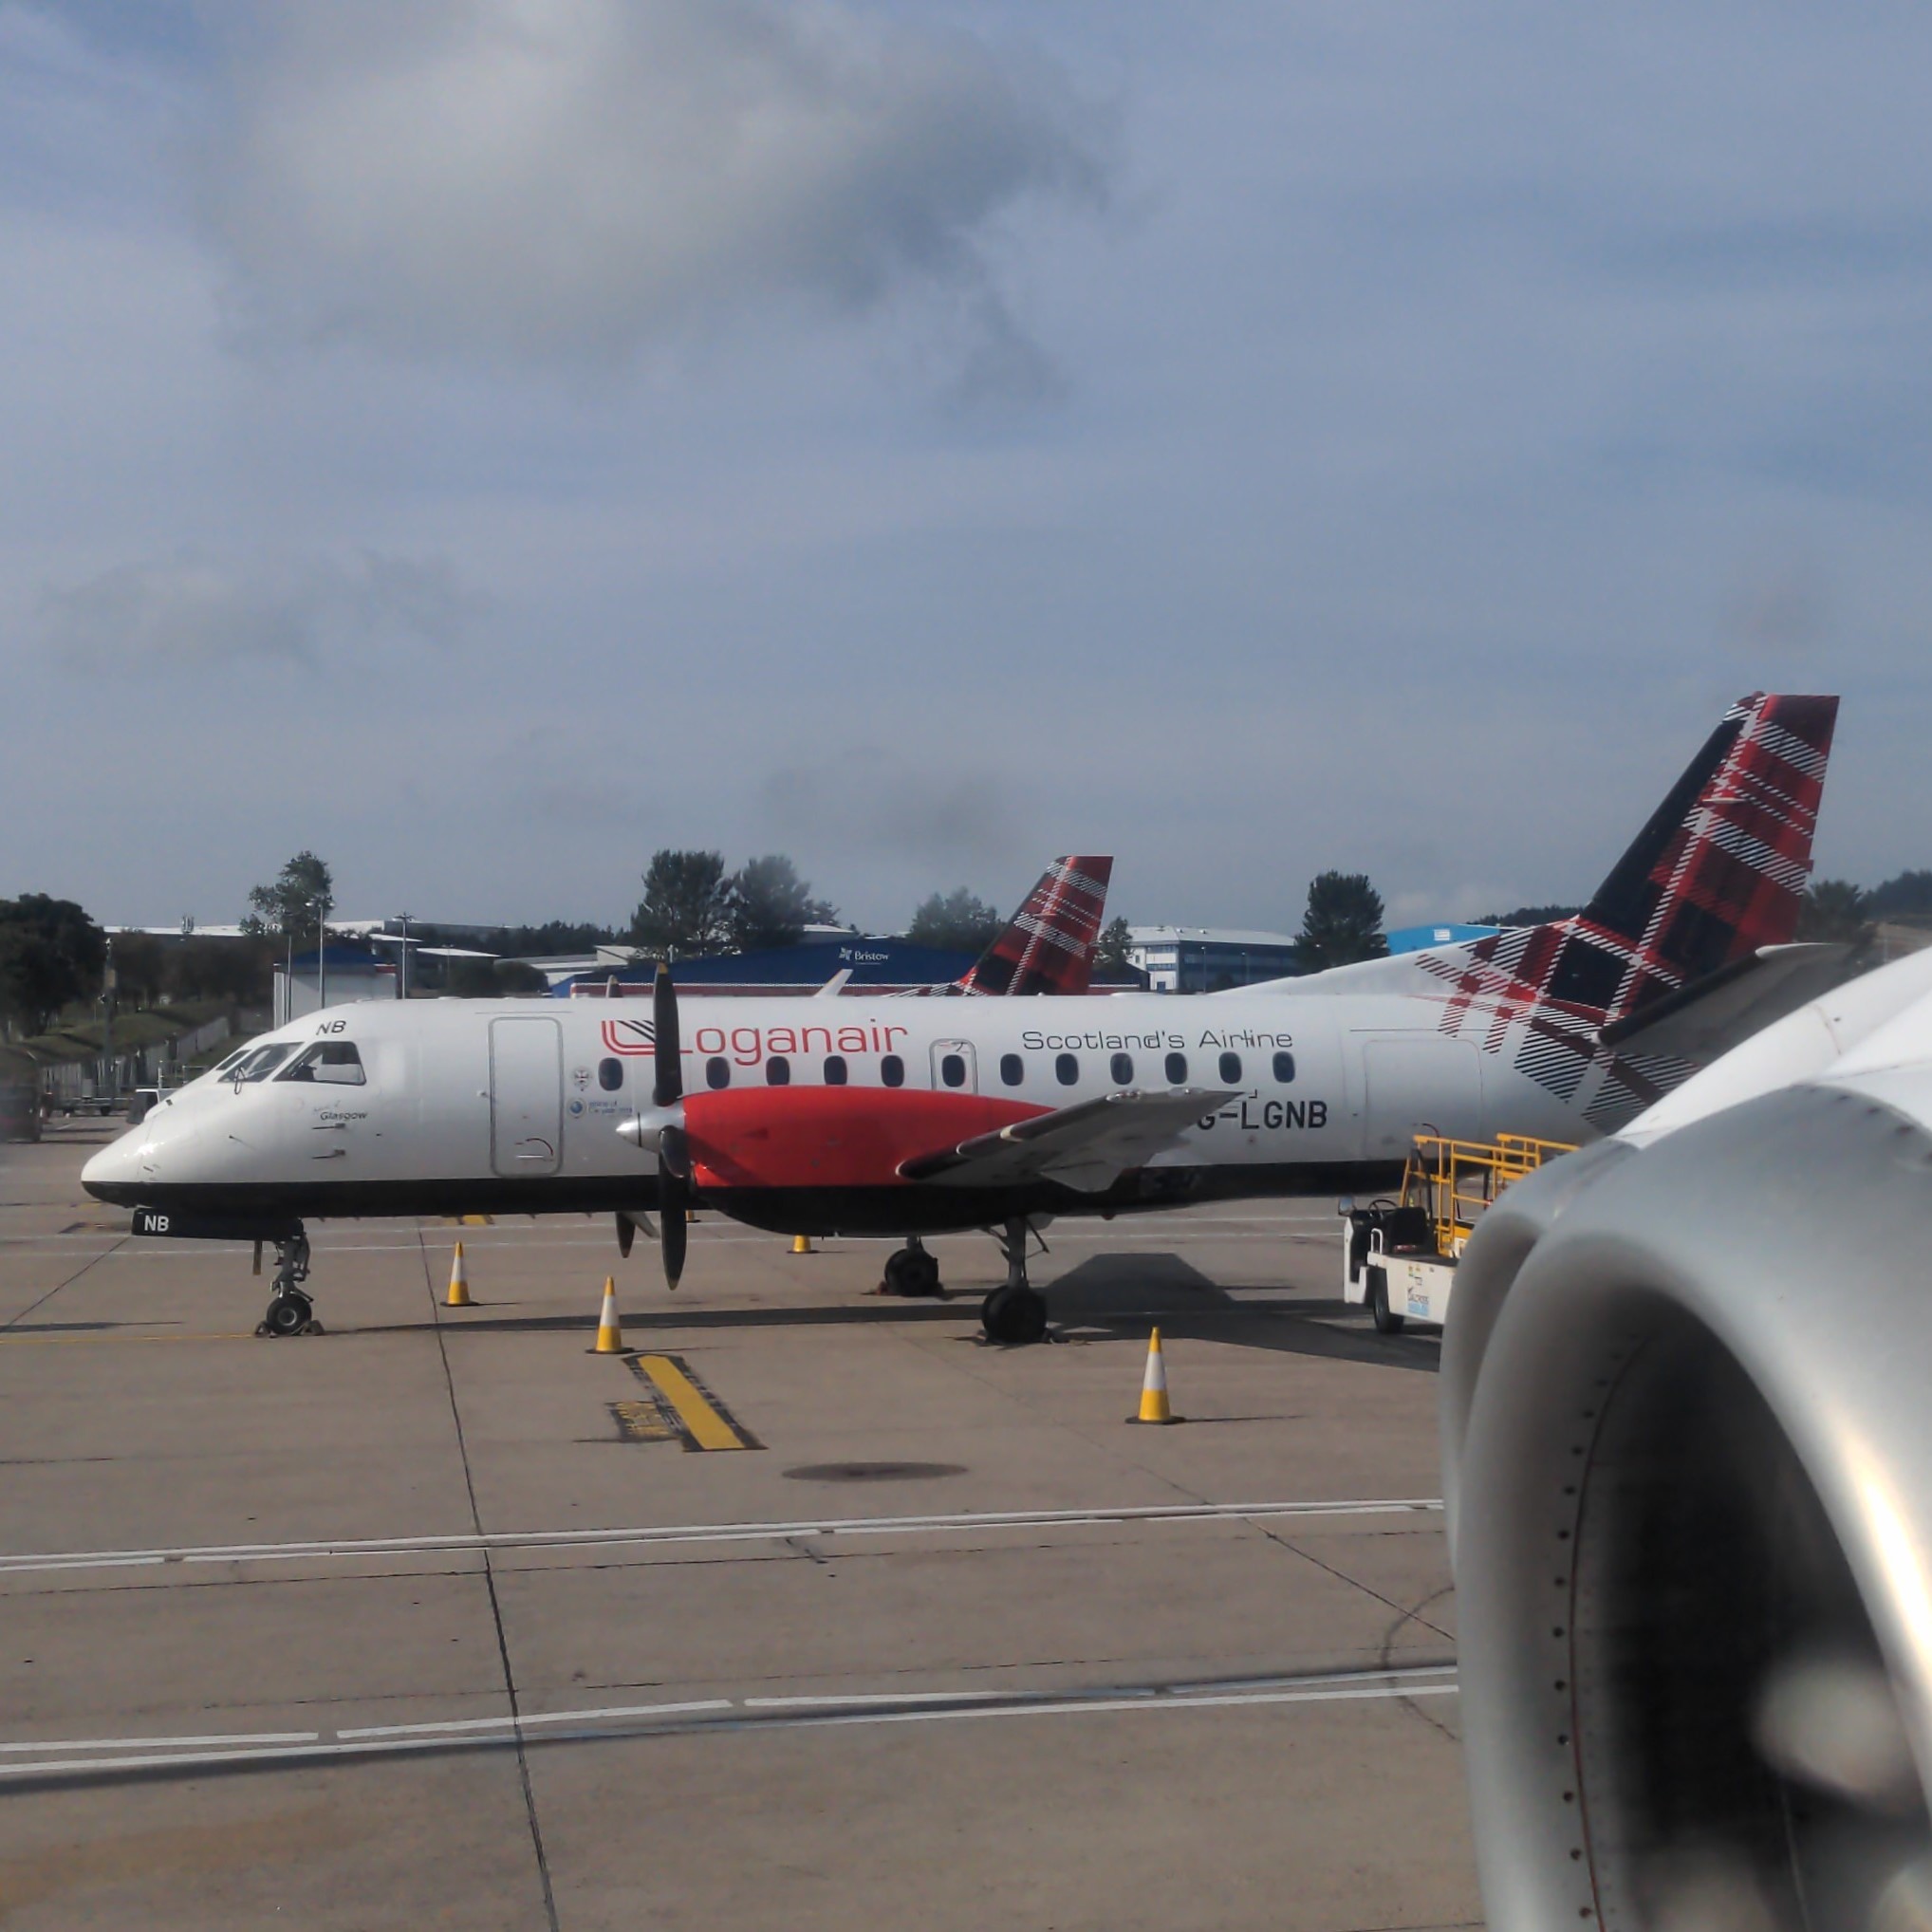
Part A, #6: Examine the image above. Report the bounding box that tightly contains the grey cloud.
[1719,550,1833,658]
[42,550,470,669]
[757,750,1025,871]
[945,284,1069,412]
[194,0,1107,369]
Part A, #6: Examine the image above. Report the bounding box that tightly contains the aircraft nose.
[82,1125,154,1205]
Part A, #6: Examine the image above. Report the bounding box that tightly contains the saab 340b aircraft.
[85,696,1839,1344]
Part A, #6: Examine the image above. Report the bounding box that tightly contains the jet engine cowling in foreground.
[1443,955,1932,1932]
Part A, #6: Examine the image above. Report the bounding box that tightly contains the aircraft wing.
[897,1087,1237,1195]
[1595,942,1867,1063]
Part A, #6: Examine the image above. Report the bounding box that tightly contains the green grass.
[18,1001,235,1063]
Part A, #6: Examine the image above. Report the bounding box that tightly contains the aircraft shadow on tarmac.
[378,1251,1439,1373]
[391,1300,966,1337]
[1038,1253,1440,1375]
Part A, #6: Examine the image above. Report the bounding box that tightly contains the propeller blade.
[616,1212,635,1259]
[660,1173,688,1289]
[659,1122,690,1181]
[653,963,681,1109]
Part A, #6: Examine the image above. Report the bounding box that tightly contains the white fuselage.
[84,976,1592,1231]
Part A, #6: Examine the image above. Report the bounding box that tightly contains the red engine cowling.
[681,1087,1045,1193]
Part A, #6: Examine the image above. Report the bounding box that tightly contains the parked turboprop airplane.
[84,694,1838,1344]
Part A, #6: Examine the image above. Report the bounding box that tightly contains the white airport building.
[1125,926,1303,993]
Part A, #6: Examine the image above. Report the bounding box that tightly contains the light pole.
[101,935,116,1102]
[396,911,413,1000]
[316,895,332,1012]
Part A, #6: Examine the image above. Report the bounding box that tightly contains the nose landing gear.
[980,1217,1049,1347]
[256,1230,323,1337]
[879,1234,943,1298]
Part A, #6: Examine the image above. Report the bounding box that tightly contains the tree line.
[0,897,107,1037]
[0,851,1419,1038]
[632,855,1393,972]
[1791,869,1932,946]
[1474,869,1932,950]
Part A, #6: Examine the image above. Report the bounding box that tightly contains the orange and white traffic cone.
[593,1275,625,1354]
[445,1242,472,1308]
[1128,1327,1182,1424]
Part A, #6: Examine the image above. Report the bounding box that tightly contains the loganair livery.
[85,695,1838,1343]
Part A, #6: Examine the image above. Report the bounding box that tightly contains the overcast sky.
[5,2,1929,935]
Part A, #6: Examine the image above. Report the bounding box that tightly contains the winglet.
[958,856,1114,996]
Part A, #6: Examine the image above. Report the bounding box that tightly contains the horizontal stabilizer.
[898,1087,1238,1194]
[1595,942,1866,1063]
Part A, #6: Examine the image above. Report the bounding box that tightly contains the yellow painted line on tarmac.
[438,1215,495,1226]
[631,1354,758,1452]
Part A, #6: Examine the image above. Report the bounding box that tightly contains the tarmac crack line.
[416,1228,562,1932]
[0,1235,128,1331]
[1379,1581,1462,1744]
[1251,1520,1458,1646]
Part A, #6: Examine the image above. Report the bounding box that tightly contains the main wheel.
[264,1293,312,1337]
[981,1285,1048,1347]
[1366,1268,1404,1335]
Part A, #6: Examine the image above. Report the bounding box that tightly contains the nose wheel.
[980,1218,1049,1346]
[256,1231,324,1337]
[879,1235,943,1298]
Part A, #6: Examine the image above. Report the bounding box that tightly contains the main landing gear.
[981,1217,1049,1347]
[255,1229,323,1337]
[879,1234,943,1299]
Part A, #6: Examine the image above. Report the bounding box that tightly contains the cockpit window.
[277,1041,366,1087]
[230,1043,300,1084]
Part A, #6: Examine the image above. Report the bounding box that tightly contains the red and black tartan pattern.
[960,856,1114,997]
[1418,692,1837,1130]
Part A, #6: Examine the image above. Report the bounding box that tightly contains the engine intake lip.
[1450,1083,1932,1932]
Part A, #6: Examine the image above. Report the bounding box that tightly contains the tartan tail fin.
[1529,693,1839,1026]
[958,857,1114,996]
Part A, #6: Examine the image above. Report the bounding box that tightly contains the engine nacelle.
[1445,1069,1932,1931]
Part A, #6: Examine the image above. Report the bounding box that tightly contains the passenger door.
[490,1017,564,1177]
[930,1039,978,1094]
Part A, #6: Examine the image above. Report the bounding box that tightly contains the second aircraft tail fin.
[958,856,1114,997]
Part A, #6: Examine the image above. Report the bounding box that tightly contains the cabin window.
[706,1057,731,1089]
[999,1053,1024,1087]
[940,1052,967,1088]
[882,1054,904,1088]
[598,1058,623,1091]
[767,1055,790,1087]
[1164,1051,1187,1085]
[824,1055,848,1086]
[1218,1050,1242,1084]
[278,1041,365,1087]
[1109,1051,1134,1086]
[1055,1052,1079,1087]
[1273,1050,1296,1085]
